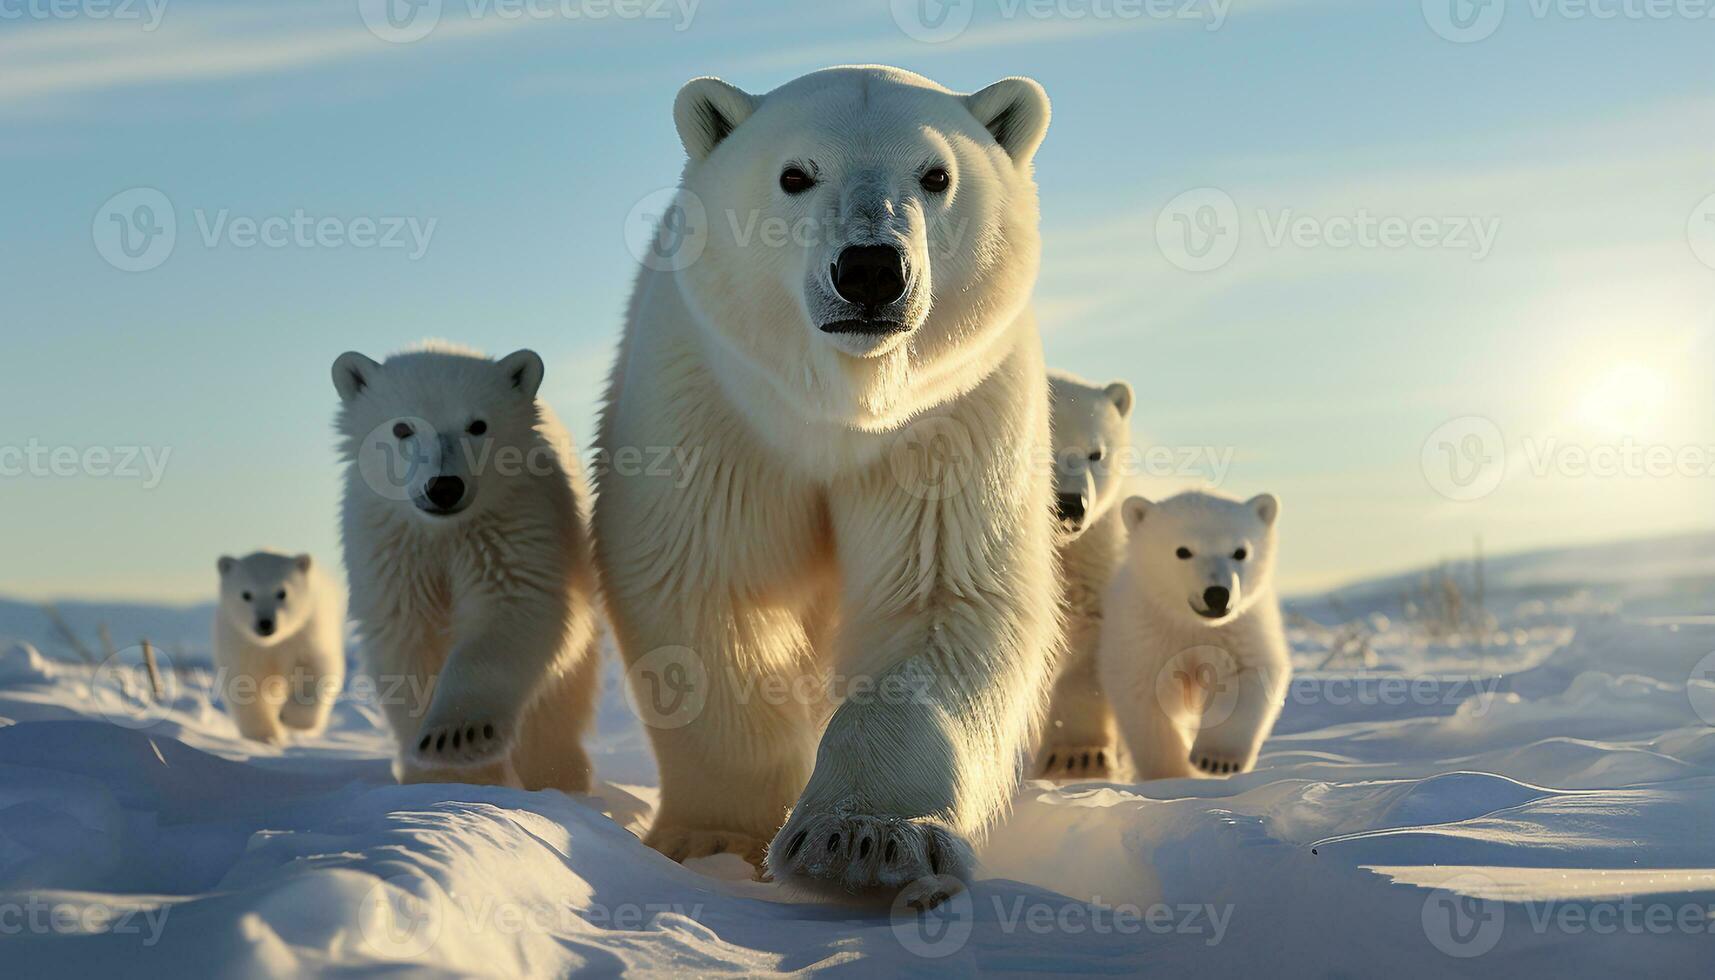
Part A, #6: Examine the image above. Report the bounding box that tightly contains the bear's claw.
[411,719,511,768]
[765,810,974,895]
[1036,743,1114,781]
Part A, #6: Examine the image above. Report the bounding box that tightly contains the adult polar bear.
[596,66,1058,895]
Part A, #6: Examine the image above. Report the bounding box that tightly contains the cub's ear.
[963,76,1051,166]
[218,556,235,576]
[1249,493,1281,527]
[497,349,545,400]
[294,554,313,573]
[1104,381,1134,418]
[1121,496,1152,531]
[673,77,758,161]
[332,352,381,403]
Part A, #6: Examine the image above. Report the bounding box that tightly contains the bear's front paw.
[411,718,514,768]
[1036,743,1114,781]
[1188,732,1260,777]
[765,809,974,899]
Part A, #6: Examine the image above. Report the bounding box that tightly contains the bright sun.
[1575,361,1671,435]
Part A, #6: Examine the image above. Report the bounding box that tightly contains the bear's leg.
[278,656,337,736]
[767,362,1060,897]
[1188,662,1287,777]
[227,669,287,745]
[510,636,600,795]
[1036,628,1117,781]
[1115,689,1196,781]
[618,599,822,869]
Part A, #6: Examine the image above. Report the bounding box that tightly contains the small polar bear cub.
[1036,369,1134,781]
[333,343,600,792]
[214,551,345,744]
[1099,491,1290,779]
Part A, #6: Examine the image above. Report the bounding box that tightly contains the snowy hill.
[2,534,1713,976]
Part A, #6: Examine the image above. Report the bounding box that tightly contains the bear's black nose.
[1056,492,1087,526]
[1203,586,1231,615]
[256,618,276,637]
[424,476,466,511]
[831,245,907,309]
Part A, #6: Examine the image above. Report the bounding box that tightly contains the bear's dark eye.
[1176,547,1193,560]
[779,166,815,195]
[1233,548,1249,561]
[276,589,287,601]
[392,421,413,440]
[468,420,488,436]
[920,167,950,193]
[241,591,253,602]
[1088,448,1105,463]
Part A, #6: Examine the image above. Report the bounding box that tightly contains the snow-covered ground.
[2,533,1713,976]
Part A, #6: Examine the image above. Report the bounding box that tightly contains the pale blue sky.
[2,0,1710,601]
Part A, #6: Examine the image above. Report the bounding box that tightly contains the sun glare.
[1575,361,1672,435]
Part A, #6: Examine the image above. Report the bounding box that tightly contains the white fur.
[213,551,345,744]
[1036,370,1135,781]
[596,66,1059,891]
[1098,491,1291,779]
[334,343,600,792]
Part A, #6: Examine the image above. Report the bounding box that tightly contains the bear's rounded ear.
[1121,496,1151,531]
[218,556,235,576]
[332,352,381,403]
[294,554,313,573]
[1249,493,1281,527]
[674,77,758,161]
[1104,381,1134,418]
[497,349,545,400]
[963,77,1051,166]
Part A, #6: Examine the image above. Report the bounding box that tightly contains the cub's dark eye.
[276,590,287,601]
[468,420,488,436]
[241,591,253,602]
[1233,548,1249,561]
[1176,547,1193,560]
[1088,449,1105,463]
[920,167,950,193]
[392,422,413,440]
[779,167,815,194]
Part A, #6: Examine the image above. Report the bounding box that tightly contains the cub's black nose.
[424,476,466,511]
[1056,492,1087,526]
[256,619,276,637]
[831,245,907,309]
[1203,586,1231,615]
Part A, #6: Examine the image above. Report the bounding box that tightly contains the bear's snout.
[1055,492,1087,528]
[1202,586,1231,617]
[421,476,468,514]
[255,618,276,637]
[830,245,907,311]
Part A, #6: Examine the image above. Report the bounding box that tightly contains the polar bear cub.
[1099,491,1290,779]
[333,343,600,792]
[1036,369,1134,781]
[214,551,345,743]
